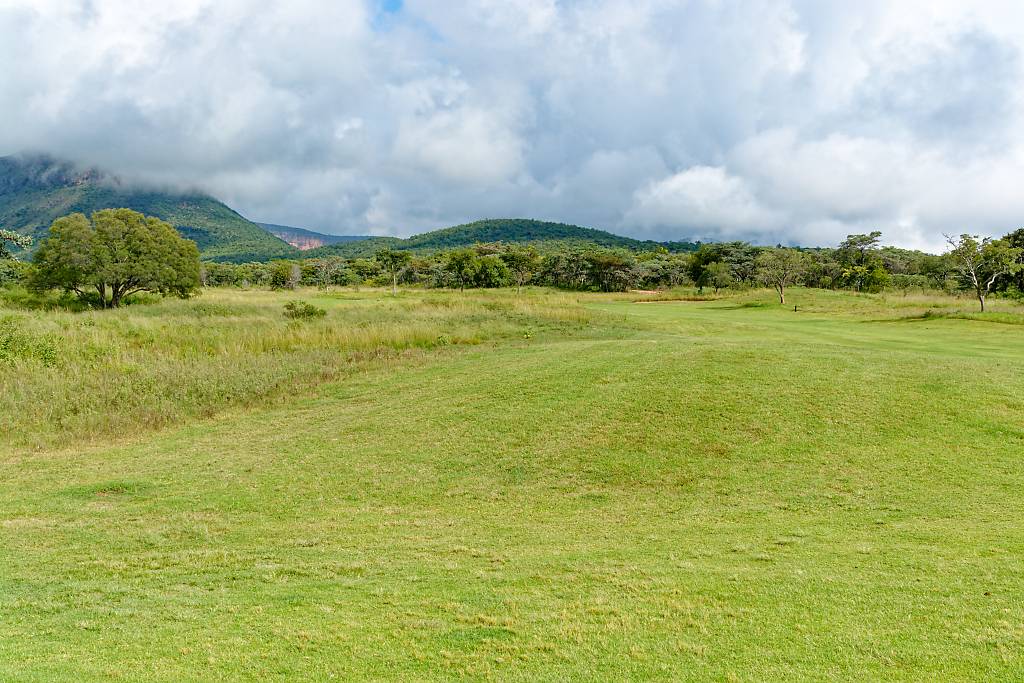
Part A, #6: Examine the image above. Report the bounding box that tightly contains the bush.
[283,300,326,320]
[0,316,61,367]
[889,274,930,291]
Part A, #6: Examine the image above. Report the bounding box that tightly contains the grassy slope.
[1,289,1024,680]
[1,184,297,263]
[0,156,297,263]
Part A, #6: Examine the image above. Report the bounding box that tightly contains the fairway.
[2,289,1023,681]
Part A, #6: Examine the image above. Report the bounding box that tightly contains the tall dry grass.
[0,287,595,451]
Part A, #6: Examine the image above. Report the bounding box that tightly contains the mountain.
[305,218,698,258]
[0,154,297,262]
[259,223,372,251]
[1,156,698,262]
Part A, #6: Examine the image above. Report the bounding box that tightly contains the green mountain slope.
[0,154,297,262]
[305,218,698,258]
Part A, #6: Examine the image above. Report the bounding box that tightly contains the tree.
[837,231,886,291]
[1,229,32,260]
[475,254,510,288]
[755,248,810,304]
[312,256,351,288]
[349,258,381,287]
[268,261,298,289]
[919,254,954,290]
[585,250,638,292]
[542,249,589,289]
[375,247,412,295]
[838,231,883,265]
[31,209,200,307]
[687,244,719,293]
[1000,228,1024,295]
[665,254,691,287]
[500,245,541,294]
[444,249,479,291]
[718,241,758,284]
[706,261,733,293]
[945,234,1023,311]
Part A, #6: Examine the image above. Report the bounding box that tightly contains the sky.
[3,1,1024,250]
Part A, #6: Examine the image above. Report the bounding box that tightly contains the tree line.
[1,209,1022,311]
[197,229,1024,310]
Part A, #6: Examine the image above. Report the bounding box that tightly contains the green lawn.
[2,288,1023,680]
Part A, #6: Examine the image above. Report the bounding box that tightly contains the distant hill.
[305,218,698,258]
[259,223,372,251]
[0,154,297,262]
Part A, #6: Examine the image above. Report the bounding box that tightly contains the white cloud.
[3,0,1024,248]
[628,166,781,240]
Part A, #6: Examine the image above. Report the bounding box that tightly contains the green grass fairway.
[2,289,1023,680]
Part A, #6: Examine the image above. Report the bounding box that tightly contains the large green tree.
[946,234,1023,311]
[31,209,200,307]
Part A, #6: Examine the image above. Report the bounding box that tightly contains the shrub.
[283,300,326,320]
[889,274,930,291]
[0,316,61,367]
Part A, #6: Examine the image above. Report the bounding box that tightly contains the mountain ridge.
[304,218,699,258]
[0,154,297,262]
[1,155,701,263]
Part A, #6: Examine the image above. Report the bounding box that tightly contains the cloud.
[627,166,782,241]
[3,0,1024,249]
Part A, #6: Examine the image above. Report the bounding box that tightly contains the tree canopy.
[1,229,31,260]
[756,248,811,304]
[31,209,200,307]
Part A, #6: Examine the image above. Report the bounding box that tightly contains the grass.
[1,286,1023,680]
[0,287,596,450]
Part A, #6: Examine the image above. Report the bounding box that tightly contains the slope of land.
[2,288,1023,680]
[259,223,372,251]
[0,154,297,262]
[305,218,699,258]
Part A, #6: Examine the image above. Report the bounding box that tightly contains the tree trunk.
[392,273,397,296]
[979,293,986,312]
[778,285,785,304]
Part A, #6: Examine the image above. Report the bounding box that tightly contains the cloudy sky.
[3,0,1024,250]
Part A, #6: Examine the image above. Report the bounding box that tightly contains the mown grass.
[1,286,1023,681]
